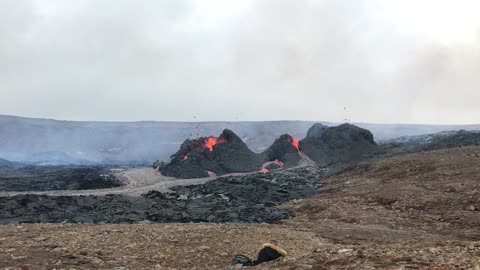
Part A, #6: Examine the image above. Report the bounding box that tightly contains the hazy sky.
[1,0,479,124]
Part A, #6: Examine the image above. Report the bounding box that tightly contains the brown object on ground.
[1,146,480,269]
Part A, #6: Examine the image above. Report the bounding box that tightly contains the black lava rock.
[0,166,332,225]
[261,134,302,167]
[306,123,328,139]
[160,129,264,178]
[0,165,123,191]
[300,123,378,165]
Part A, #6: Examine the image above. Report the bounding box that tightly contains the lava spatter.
[204,137,227,151]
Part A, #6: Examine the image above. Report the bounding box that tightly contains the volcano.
[300,123,378,165]
[160,129,264,178]
[261,134,302,168]
[159,123,379,178]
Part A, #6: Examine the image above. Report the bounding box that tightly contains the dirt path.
[0,168,214,197]
[0,154,315,198]
[0,151,316,198]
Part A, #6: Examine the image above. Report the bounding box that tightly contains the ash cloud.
[0,0,479,124]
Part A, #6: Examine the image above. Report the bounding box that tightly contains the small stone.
[33,237,49,242]
[154,265,171,270]
[293,199,303,204]
[177,195,188,201]
[11,254,27,260]
[138,220,152,224]
[229,265,243,270]
[197,245,210,251]
[218,194,230,201]
[471,256,480,270]
[52,247,68,252]
[338,248,354,254]
[444,186,456,193]
[296,264,313,270]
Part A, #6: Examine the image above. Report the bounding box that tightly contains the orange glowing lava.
[273,159,285,167]
[259,159,284,173]
[204,137,227,151]
[288,137,300,151]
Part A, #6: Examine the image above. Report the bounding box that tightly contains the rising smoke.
[0,0,479,124]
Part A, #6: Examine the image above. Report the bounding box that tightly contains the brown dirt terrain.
[1,146,480,269]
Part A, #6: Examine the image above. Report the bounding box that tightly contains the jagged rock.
[0,166,332,224]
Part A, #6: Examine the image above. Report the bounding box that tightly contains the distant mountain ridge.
[1,114,479,164]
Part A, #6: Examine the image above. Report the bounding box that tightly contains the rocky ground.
[0,168,211,197]
[1,146,480,269]
[0,166,331,224]
[279,146,480,269]
[0,164,123,191]
[380,129,480,157]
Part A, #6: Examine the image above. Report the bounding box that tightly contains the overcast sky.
[1,0,479,124]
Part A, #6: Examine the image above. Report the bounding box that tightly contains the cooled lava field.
[1,123,480,269]
[0,163,123,192]
[1,146,480,269]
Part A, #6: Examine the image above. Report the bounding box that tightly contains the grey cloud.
[0,0,479,124]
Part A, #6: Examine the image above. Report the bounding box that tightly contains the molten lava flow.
[292,139,299,150]
[288,136,300,151]
[273,159,285,167]
[259,159,284,173]
[204,137,227,151]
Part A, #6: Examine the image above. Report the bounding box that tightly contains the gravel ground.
[0,223,321,270]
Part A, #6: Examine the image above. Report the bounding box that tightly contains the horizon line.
[1,113,479,127]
